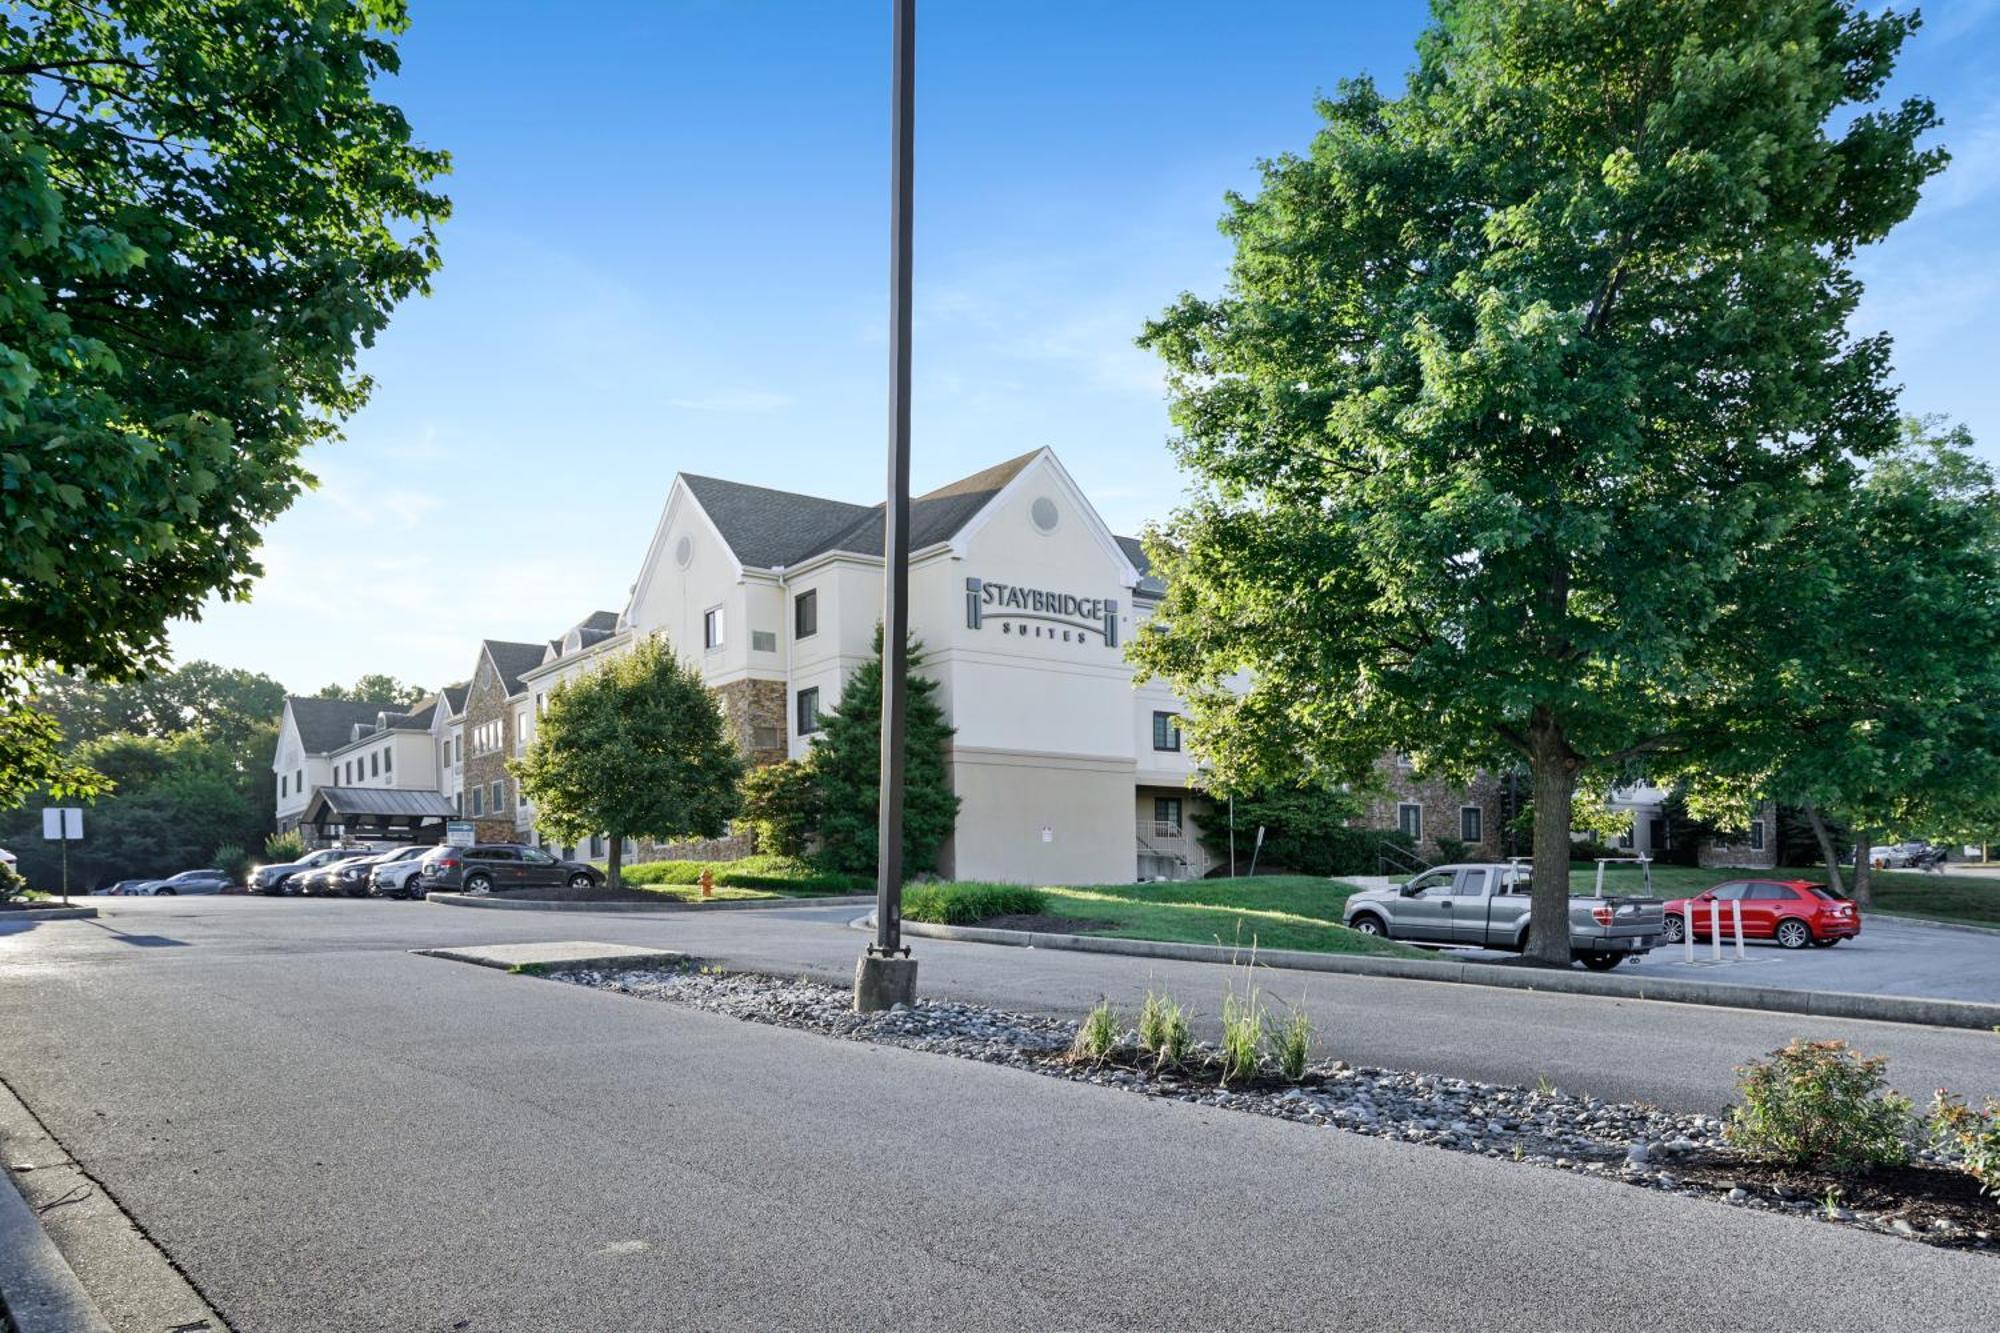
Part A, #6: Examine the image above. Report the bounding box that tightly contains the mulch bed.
[1667,1154,1998,1245]
[971,912,1118,934]
[0,900,85,912]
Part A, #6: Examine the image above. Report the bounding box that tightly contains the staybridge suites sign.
[965,577,1119,647]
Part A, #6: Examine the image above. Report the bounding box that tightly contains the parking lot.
[1458,912,2000,1004]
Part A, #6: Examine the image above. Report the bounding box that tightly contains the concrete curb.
[425,892,873,914]
[1872,911,2000,938]
[0,1161,113,1333]
[416,945,689,972]
[0,906,98,921]
[897,920,2000,1031]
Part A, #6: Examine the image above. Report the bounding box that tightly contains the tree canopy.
[315,675,430,709]
[1131,0,1943,963]
[0,0,448,798]
[511,638,743,889]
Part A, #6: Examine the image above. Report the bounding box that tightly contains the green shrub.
[1724,1039,1912,1172]
[1568,838,1622,862]
[613,855,869,895]
[211,843,252,883]
[1267,1003,1316,1082]
[1432,836,1468,865]
[900,882,1047,926]
[1929,1092,2000,1198]
[1069,1000,1119,1064]
[263,830,305,863]
[0,861,26,902]
[1219,987,1264,1086]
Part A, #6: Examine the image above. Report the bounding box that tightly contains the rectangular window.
[796,687,822,736]
[751,629,777,653]
[453,792,462,815]
[471,786,484,816]
[794,589,818,639]
[1398,802,1423,841]
[536,693,547,717]
[515,708,528,754]
[491,780,505,813]
[1750,819,1766,852]
[1154,797,1183,834]
[279,774,287,798]
[703,606,724,650]
[370,752,380,778]
[1618,827,1635,849]
[1459,805,1482,844]
[296,767,303,791]
[383,747,392,775]
[1151,711,1181,752]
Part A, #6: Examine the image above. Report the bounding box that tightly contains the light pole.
[856,0,919,1012]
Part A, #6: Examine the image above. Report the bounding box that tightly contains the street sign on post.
[40,807,83,904]
[446,821,475,849]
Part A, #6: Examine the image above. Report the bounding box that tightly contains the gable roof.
[681,450,1042,570]
[439,684,469,716]
[1116,536,1168,598]
[480,640,549,697]
[285,697,403,755]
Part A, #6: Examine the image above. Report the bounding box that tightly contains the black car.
[418,844,602,895]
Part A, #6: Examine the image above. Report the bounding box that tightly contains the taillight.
[1591,905,1614,927]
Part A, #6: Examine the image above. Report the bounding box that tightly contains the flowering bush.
[1725,1039,1912,1172]
[1929,1091,2000,1198]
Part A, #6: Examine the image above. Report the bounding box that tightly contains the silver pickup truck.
[1342,860,1665,970]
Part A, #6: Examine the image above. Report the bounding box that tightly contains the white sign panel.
[446,820,476,849]
[41,808,82,841]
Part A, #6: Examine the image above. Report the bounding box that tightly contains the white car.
[366,846,435,898]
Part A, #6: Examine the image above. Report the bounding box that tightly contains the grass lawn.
[1564,862,2000,928]
[1028,876,1428,958]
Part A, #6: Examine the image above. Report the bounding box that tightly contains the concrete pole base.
[854,953,918,1012]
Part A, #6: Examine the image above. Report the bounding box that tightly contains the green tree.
[37,662,287,757]
[1723,418,2000,902]
[1130,0,1941,965]
[807,631,959,879]
[738,757,822,861]
[1190,781,1379,877]
[314,675,428,708]
[0,1,448,798]
[511,639,743,890]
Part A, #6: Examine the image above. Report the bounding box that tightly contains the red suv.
[1662,879,1861,950]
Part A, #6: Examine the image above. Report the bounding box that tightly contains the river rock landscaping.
[549,961,1996,1254]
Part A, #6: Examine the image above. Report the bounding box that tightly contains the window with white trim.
[703,606,724,651]
[1397,803,1423,841]
[1459,805,1482,844]
[796,687,822,737]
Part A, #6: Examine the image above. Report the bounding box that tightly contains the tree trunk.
[1849,825,1873,907]
[1525,710,1581,968]
[607,833,624,892]
[1803,803,1844,897]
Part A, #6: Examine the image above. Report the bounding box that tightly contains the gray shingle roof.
[286,697,404,754]
[482,641,549,697]
[1116,536,1168,598]
[683,450,1043,569]
[440,684,469,716]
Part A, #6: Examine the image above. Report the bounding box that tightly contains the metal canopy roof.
[303,787,457,820]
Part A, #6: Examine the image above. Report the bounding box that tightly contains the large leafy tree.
[1132,0,1942,964]
[0,1,449,798]
[808,631,959,879]
[512,638,743,890]
[37,661,286,757]
[1721,418,2000,902]
[315,675,428,709]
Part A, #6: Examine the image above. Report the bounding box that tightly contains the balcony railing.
[1138,820,1186,842]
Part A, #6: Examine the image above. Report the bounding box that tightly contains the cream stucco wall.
[947,751,1135,885]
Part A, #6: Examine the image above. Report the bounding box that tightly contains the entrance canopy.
[301,787,456,845]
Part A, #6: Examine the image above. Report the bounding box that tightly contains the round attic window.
[674,535,694,568]
[1030,496,1060,533]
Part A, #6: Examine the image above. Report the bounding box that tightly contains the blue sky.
[166,0,2000,695]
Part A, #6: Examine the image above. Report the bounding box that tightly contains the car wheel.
[464,873,492,894]
[157,887,176,896]
[1776,918,1813,950]
[409,880,427,900]
[1349,915,1385,937]
[1662,913,1685,944]
[1578,953,1623,972]
[567,872,594,891]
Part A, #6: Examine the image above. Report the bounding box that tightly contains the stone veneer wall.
[1697,799,1780,870]
[459,655,520,846]
[1365,759,1506,859]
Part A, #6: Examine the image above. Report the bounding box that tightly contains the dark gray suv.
[417,844,603,895]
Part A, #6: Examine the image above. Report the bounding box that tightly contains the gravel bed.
[555,963,1995,1254]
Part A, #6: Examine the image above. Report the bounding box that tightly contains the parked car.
[251,846,378,895]
[418,843,603,896]
[370,847,438,899]
[1661,879,1859,950]
[144,868,235,896]
[318,846,427,898]
[95,878,156,896]
[1341,860,1665,970]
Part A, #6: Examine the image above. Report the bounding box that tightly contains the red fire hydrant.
[699,867,715,899]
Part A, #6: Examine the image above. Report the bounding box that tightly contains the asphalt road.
[2,898,1998,1332]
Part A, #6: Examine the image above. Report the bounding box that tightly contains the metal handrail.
[1377,838,1433,879]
